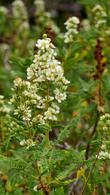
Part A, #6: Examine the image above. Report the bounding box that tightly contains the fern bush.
[1,0,110,194]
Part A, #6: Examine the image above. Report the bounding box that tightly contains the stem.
[85,111,99,160]
[36,162,50,195]
[85,76,104,160]
[0,117,4,143]
[45,81,50,143]
[82,142,102,194]
[26,121,32,139]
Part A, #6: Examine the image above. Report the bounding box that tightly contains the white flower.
[0,6,7,14]
[37,98,46,109]
[96,143,110,160]
[35,114,45,124]
[92,4,106,15]
[100,113,110,121]
[97,151,110,159]
[65,16,80,28]
[22,108,31,122]
[20,139,36,148]
[27,67,35,80]
[0,95,4,99]
[61,77,70,85]
[36,37,55,50]
[48,96,54,101]
[95,19,106,28]
[14,104,31,122]
[0,96,11,114]
[20,139,26,146]
[51,103,60,114]
[54,88,67,103]
[101,144,106,150]
[26,139,36,149]
[103,126,108,131]
[45,69,55,81]
[14,77,22,87]
[104,113,110,118]
[33,185,38,192]
[44,107,57,121]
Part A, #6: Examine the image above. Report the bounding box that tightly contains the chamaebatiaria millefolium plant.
[1,0,110,194]
[10,35,70,127]
[1,35,82,194]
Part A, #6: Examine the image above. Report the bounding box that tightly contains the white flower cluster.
[81,19,90,31]
[100,113,110,132]
[27,37,69,85]
[10,78,35,122]
[11,35,69,125]
[92,4,107,29]
[97,144,110,160]
[100,113,110,120]
[20,138,36,149]
[98,151,110,160]
[97,113,110,141]
[0,95,10,114]
[33,185,38,192]
[34,0,45,15]
[12,0,28,20]
[0,6,8,14]
[64,16,80,43]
